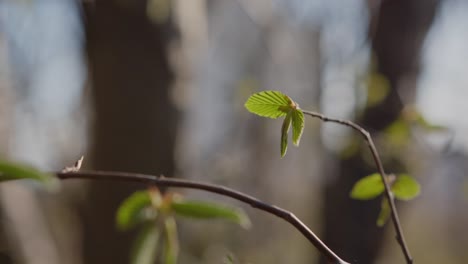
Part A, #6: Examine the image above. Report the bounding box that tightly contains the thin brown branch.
[57,171,349,264]
[302,110,413,264]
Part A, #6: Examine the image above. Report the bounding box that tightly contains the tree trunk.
[80,2,177,263]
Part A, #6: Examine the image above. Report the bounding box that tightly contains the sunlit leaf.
[400,106,446,131]
[171,200,251,229]
[163,217,179,264]
[291,109,304,146]
[391,174,420,201]
[350,173,385,200]
[385,119,410,147]
[223,253,235,264]
[415,114,447,132]
[281,111,292,157]
[244,90,293,118]
[147,0,170,24]
[0,160,58,189]
[131,223,160,264]
[377,197,391,227]
[366,73,390,107]
[116,191,156,231]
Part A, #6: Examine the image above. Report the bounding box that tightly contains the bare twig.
[302,110,413,264]
[57,170,349,264]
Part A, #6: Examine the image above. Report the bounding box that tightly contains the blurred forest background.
[0,0,467,263]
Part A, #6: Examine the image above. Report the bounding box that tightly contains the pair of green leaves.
[116,189,251,264]
[130,216,179,264]
[245,91,304,157]
[350,173,420,226]
[0,160,58,190]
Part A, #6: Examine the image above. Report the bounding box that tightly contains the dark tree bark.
[80,2,177,263]
[320,1,439,263]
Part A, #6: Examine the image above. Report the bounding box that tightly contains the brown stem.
[57,171,349,264]
[302,110,413,264]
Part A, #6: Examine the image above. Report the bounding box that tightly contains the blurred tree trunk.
[81,2,177,264]
[320,1,439,263]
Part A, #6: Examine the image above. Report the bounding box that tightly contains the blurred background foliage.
[0,0,467,263]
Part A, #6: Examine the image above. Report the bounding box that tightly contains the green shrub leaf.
[116,191,156,231]
[350,173,385,200]
[291,109,304,146]
[377,197,391,227]
[391,174,420,201]
[131,223,160,264]
[171,200,251,229]
[163,217,179,264]
[244,90,292,118]
[281,111,292,157]
[0,160,58,189]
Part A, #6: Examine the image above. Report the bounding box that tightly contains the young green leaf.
[415,115,447,131]
[131,223,160,264]
[402,106,447,131]
[244,90,292,118]
[223,253,235,264]
[366,73,390,107]
[281,111,292,157]
[0,160,58,189]
[350,173,385,200]
[391,174,420,201]
[377,197,391,227]
[385,119,410,147]
[163,217,179,264]
[116,191,156,231]
[291,109,304,146]
[171,200,251,229]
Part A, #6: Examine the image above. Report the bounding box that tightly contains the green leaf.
[171,200,251,229]
[0,160,58,189]
[391,174,420,201]
[281,111,292,157]
[376,197,391,227]
[402,106,447,131]
[415,115,447,131]
[291,109,304,146]
[116,191,156,231]
[350,173,385,200]
[385,119,410,147]
[223,254,235,264]
[366,73,390,107]
[147,0,170,24]
[131,223,160,264]
[163,217,179,264]
[244,90,293,118]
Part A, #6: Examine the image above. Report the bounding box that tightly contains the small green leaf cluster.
[350,173,420,226]
[0,160,59,190]
[245,91,304,157]
[244,90,423,231]
[116,188,250,264]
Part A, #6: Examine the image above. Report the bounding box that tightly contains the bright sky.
[0,1,86,169]
[417,0,468,152]
[281,0,468,153]
[1,0,467,162]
